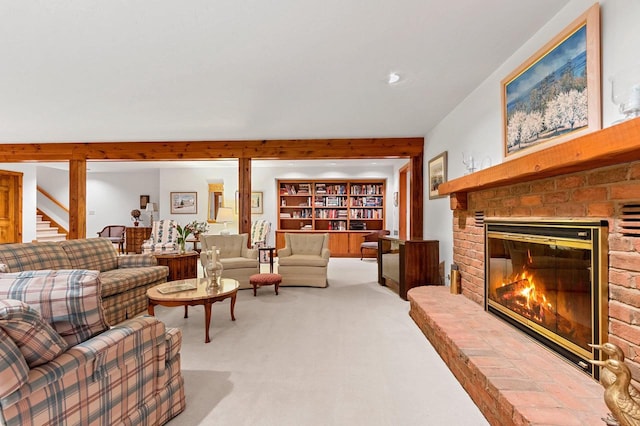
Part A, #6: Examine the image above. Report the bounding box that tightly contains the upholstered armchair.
[141,219,179,253]
[278,233,330,287]
[199,233,259,288]
[97,225,126,254]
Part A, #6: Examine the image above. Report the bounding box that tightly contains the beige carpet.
[161,258,488,426]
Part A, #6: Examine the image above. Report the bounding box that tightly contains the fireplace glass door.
[485,220,607,377]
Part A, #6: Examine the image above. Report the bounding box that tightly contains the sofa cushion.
[99,266,169,298]
[0,299,68,367]
[278,254,329,267]
[0,328,29,399]
[0,241,72,272]
[0,269,110,346]
[59,238,118,272]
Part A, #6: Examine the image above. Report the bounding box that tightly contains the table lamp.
[145,202,157,225]
[216,207,234,235]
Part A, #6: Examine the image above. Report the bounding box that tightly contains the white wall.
[423,0,640,283]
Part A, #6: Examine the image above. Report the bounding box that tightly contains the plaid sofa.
[0,238,169,325]
[0,270,185,426]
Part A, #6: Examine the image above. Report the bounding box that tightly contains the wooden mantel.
[438,117,640,210]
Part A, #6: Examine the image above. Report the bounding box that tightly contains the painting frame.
[170,192,197,214]
[428,151,448,200]
[501,4,600,159]
[235,191,264,214]
[139,195,150,209]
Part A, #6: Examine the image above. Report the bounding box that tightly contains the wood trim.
[399,163,409,240]
[0,138,423,162]
[438,117,640,202]
[37,186,69,214]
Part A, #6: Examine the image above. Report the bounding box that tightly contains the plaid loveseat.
[0,270,185,426]
[0,238,169,325]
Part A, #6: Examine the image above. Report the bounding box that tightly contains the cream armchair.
[278,233,330,287]
[199,234,259,288]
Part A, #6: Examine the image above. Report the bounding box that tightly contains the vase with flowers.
[130,209,141,227]
[188,220,208,239]
[176,224,191,254]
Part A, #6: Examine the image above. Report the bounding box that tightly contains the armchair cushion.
[0,299,68,367]
[287,233,326,255]
[0,328,29,398]
[0,269,109,346]
[278,254,328,267]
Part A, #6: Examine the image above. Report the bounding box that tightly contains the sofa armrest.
[278,247,292,258]
[118,254,158,268]
[321,248,331,259]
[1,316,168,408]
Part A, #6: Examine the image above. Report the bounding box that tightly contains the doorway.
[0,170,23,243]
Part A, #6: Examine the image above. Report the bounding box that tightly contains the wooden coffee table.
[147,277,239,343]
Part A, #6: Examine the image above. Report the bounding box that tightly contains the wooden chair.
[360,230,390,260]
[97,225,126,254]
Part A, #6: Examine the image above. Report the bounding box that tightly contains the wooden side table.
[125,226,152,254]
[153,252,199,281]
[258,246,276,273]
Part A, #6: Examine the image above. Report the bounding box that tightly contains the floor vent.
[475,211,485,227]
[621,203,640,237]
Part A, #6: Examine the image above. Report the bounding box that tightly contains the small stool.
[249,273,282,296]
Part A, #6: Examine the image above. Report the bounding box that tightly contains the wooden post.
[238,157,251,243]
[68,159,86,239]
[410,152,424,239]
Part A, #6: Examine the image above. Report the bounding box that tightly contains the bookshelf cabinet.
[276,179,386,257]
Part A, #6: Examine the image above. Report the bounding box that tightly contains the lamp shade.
[145,202,156,212]
[216,207,234,223]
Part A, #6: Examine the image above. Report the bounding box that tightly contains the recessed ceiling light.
[388,72,401,85]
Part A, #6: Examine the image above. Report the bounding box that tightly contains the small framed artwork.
[235,191,264,214]
[428,151,448,200]
[170,192,197,214]
[139,195,150,209]
[251,192,263,214]
[502,4,600,158]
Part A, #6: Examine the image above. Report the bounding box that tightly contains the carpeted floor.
[161,258,488,426]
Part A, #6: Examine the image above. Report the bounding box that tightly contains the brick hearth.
[409,286,607,425]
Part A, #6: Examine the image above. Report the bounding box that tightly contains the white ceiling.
[0,0,569,144]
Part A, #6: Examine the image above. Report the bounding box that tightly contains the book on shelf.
[280,212,292,218]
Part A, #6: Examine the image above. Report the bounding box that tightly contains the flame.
[500,270,553,322]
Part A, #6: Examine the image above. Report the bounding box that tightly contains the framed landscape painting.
[502,4,600,158]
[428,151,447,200]
[170,192,197,214]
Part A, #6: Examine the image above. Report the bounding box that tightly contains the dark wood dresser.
[378,236,440,300]
[125,226,152,254]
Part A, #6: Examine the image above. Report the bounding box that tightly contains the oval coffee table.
[147,277,239,343]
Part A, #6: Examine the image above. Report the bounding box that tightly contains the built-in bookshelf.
[278,179,385,232]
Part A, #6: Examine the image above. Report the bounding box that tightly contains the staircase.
[36,214,67,242]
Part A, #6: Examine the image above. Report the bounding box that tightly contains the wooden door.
[0,171,22,243]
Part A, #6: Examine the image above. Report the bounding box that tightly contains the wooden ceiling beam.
[0,138,424,162]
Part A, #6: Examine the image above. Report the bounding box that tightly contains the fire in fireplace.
[484,219,608,379]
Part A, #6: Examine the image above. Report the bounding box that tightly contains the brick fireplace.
[453,160,640,380]
[408,117,640,425]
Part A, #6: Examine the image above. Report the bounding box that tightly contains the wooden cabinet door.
[328,232,349,257]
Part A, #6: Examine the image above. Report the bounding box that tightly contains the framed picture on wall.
[170,192,197,214]
[428,151,447,200]
[235,191,264,214]
[502,4,600,158]
[139,195,150,209]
